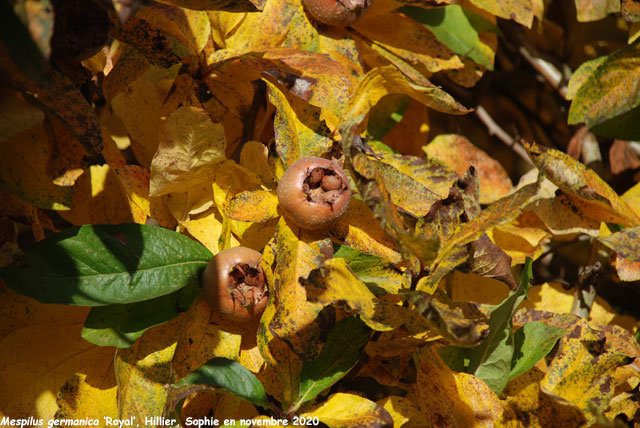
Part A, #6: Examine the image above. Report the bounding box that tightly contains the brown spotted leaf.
[467,0,535,27]
[414,347,505,427]
[424,134,513,204]
[540,318,633,425]
[208,48,355,119]
[599,226,640,261]
[268,217,333,360]
[568,39,640,132]
[155,0,265,11]
[573,0,621,22]
[525,141,640,226]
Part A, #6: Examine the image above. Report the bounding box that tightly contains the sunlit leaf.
[299,393,393,428]
[525,141,640,226]
[0,285,116,424]
[573,0,621,22]
[150,106,226,197]
[116,319,180,424]
[468,0,534,27]
[424,134,513,204]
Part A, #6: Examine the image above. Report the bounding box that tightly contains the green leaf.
[509,322,564,380]
[401,5,495,70]
[467,258,533,394]
[296,316,371,409]
[0,224,212,306]
[174,357,269,408]
[333,245,408,295]
[81,283,200,348]
[568,39,640,128]
[592,104,640,140]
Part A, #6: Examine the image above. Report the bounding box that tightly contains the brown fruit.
[277,156,351,229]
[201,247,268,323]
[302,0,373,26]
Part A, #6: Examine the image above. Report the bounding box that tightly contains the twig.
[474,105,534,166]
[518,45,568,98]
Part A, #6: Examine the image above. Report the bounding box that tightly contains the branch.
[474,105,534,166]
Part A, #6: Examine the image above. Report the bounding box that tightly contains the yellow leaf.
[332,198,402,264]
[116,316,183,424]
[213,0,296,51]
[498,368,587,427]
[257,302,303,407]
[150,106,226,197]
[376,395,427,428]
[414,347,504,428]
[0,124,73,210]
[181,209,239,254]
[346,66,471,128]
[525,141,640,227]
[621,180,640,216]
[225,190,280,223]
[300,393,393,428]
[137,5,211,55]
[240,141,277,186]
[468,0,535,27]
[56,372,118,423]
[103,43,151,103]
[526,194,601,236]
[424,134,514,204]
[487,222,549,264]
[111,78,162,168]
[269,217,332,358]
[266,81,332,169]
[0,285,116,424]
[172,297,242,378]
[539,318,631,425]
[59,164,134,225]
[304,257,412,331]
[352,12,463,73]
[381,99,430,156]
[165,181,215,221]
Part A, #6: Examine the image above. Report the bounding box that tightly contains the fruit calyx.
[303,166,349,207]
[227,262,267,308]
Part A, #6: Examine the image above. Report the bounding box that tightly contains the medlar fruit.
[302,0,373,26]
[201,247,268,323]
[277,156,351,229]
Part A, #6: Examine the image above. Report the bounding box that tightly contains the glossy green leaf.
[0,224,212,306]
[296,316,371,409]
[401,5,495,70]
[81,283,200,348]
[509,321,565,380]
[467,258,533,394]
[174,357,269,408]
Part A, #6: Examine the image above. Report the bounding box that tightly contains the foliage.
[1,0,640,427]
